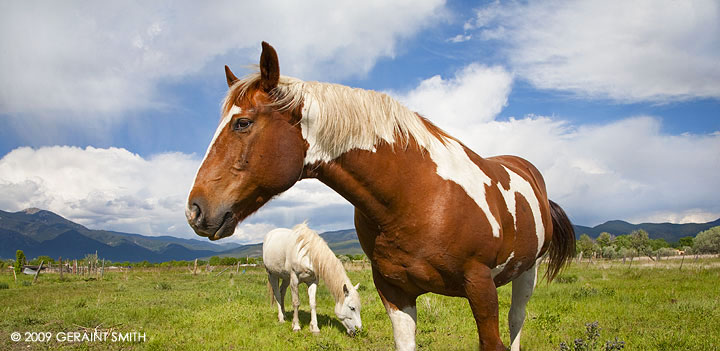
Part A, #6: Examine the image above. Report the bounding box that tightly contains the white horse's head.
[335,283,362,335]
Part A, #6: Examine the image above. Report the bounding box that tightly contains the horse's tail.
[267,280,275,306]
[544,200,576,282]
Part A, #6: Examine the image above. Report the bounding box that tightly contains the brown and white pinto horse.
[186,42,575,351]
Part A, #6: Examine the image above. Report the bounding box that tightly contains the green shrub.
[556,274,578,284]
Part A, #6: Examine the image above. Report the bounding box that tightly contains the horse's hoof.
[292,326,301,332]
[310,328,320,334]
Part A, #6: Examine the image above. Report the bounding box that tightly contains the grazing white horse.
[263,223,362,335]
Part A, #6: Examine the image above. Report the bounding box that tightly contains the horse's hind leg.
[464,262,505,351]
[290,271,301,331]
[509,264,538,351]
[268,273,285,322]
[279,277,290,321]
[308,280,320,333]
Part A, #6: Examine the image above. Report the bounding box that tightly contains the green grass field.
[1,257,719,350]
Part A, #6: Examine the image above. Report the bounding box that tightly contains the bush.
[15,250,26,276]
[556,274,579,284]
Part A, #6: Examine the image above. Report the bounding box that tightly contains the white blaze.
[186,105,241,205]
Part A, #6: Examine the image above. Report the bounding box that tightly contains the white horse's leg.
[290,271,301,331]
[268,273,285,322]
[308,280,320,333]
[509,264,538,351]
[278,277,290,322]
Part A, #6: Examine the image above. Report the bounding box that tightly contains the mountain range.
[0,208,363,262]
[1,208,717,262]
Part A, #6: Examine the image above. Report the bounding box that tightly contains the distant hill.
[3,207,715,261]
[0,208,238,261]
[573,218,720,242]
[0,208,363,261]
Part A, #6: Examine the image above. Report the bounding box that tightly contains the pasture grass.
[0,257,718,350]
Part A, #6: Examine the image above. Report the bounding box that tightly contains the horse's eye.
[232,118,253,132]
[349,306,356,311]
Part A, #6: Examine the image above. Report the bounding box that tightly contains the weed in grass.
[0,282,8,289]
[559,321,625,351]
[534,311,562,332]
[557,274,579,283]
[75,299,87,308]
[155,282,171,290]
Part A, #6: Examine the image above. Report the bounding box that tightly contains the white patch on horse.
[501,166,545,256]
[186,105,240,209]
[387,306,417,351]
[427,139,500,237]
[491,251,514,279]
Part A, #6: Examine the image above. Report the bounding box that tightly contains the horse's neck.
[302,241,351,304]
[311,140,431,229]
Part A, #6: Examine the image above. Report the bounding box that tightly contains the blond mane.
[223,70,450,162]
[293,222,351,303]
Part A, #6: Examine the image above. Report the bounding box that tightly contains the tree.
[630,230,652,257]
[693,226,720,254]
[208,256,221,266]
[677,236,694,249]
[576,234,599,257]
[15,250,26,275]
[596,232,614,248]
[649,238,670,251]
[614,235,632,250]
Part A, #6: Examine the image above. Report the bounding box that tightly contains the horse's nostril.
[187,203,203,225]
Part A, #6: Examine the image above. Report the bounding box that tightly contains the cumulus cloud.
[0,146,351,244]
[0,0,445,116]
[468,0,720,102]
[393,63,513,124]
[396,64,720,226]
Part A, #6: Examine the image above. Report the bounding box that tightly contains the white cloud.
[0,146,198,237]
[469,0,720,102]
[0,146,352,244]
[393,63,513,124]
[396,63,720,226]
[0,0,446,116]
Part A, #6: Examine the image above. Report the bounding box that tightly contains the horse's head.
[186,42,306,240]
[335,283,362,335]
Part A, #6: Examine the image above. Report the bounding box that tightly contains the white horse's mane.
[293,222,350,303]
[224,70,449,161]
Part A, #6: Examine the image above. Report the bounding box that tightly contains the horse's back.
[263,228,296,275]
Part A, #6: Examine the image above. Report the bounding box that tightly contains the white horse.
[263,223,362,335]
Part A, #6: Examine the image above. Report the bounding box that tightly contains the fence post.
[101,259,105,280]
[32,261,44,284]
[193,259,198,276]
[679,253,685,271]
[59,257,63,280]
[236,261,240,273]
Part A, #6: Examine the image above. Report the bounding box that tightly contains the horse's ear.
[354,283,360,290]
[259,41,280,92]
[343,284,349,297]
[225,65,239,88]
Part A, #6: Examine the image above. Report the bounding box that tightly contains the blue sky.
[1,1,719,244]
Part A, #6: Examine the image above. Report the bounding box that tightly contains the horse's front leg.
[290,271,301,331]
[464,261,505,351]
[308,280,320,333]
[372,267,418,351]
